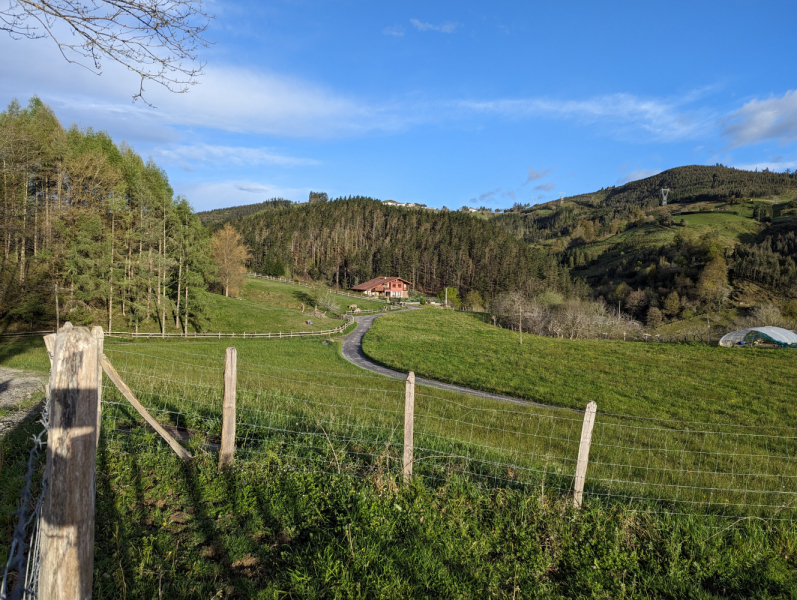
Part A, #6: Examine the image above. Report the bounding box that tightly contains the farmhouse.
[352,276,412,299]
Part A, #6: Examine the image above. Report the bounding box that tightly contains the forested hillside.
[235,198,576,298]
[0,97,214,331]
[489,165,797,325]
[198,198,292,229]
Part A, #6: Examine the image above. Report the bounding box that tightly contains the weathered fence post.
[573,401,597,509]
[39,326,100,600]
[43,333,56,367]
[403,371,415,482]
[219,347,237,468]
[92,326,104,448]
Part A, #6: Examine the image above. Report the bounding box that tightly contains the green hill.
[489,166,797,321]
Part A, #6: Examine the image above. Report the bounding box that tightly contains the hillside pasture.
[362,308,797,428]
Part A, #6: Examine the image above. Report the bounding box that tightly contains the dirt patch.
[0,367,48,437]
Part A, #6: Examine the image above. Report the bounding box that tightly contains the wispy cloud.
[469,188,501,204]
[235,184,271,193]
[458,93,712,142]
[525,167,553,182]
[722,90,797,147]
[383,25,405,37]
[534,182,556,191]
[0,34,412,140]
[410,19,458,33]
[155,144,320,169]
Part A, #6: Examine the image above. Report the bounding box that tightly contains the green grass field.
[4,302,797,596]
[362,309,796,426]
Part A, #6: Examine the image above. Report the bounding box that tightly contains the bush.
[646,307,663,329]
[315,290,341,314]
[783,300,797,322]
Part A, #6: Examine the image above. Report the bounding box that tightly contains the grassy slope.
[5,295,797,595]
[362,308,797,427]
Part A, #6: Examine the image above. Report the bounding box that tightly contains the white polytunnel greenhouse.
[718,326,797,348]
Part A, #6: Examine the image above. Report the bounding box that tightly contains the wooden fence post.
[92,326,104,448]
[573,401,597,509]
[403,371,415,482]
[219,347,237,468]
[39,326,100,600]
[43,333,56,367]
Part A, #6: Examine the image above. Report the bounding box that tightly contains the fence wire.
[99,344,797,521]
[1,389,49,600]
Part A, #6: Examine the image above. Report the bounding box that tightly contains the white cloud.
[383,25,405,37]
[410,19,458,33]
[525,167,553,182]
[534,182,556,191]
[722,90,797,147]
[459,93,712,142]
[154,144,319,169]
[616,168,662,185]
[0,33,411,140]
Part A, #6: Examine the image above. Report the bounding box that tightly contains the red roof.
[351,276,412,291]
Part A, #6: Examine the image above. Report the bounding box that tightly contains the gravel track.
[0,367,47,437]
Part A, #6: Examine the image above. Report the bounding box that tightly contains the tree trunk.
[175,253,182,328]
[184,285,189,336]
[108,212,115,332]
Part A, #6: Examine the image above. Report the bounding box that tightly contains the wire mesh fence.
[1,388,49,600]
[98,342,797,522]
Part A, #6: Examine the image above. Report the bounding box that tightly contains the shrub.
[646,307,663,329]
[315,290,341,314]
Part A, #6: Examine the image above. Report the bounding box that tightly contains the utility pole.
[445,287,448,308]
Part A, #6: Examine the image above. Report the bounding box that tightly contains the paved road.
[341,310,547,407]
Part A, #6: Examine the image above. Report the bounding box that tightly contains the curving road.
[341,310,545,407]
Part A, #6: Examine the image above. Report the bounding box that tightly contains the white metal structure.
[660,188,670,206]
[718,326,797,348]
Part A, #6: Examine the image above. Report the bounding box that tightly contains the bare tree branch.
[1,0,213,104]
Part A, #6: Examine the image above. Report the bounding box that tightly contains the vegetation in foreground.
[363,308,797,427]
[88,440,797,599]
[3,332,796,597]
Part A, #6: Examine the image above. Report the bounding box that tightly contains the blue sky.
[2,0,797,210]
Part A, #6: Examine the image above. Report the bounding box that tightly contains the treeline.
[0,97,214,331]
[235,197,578,299]
[493,165,797,245]
[198,198,292,229]
[731,221,797,293]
